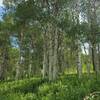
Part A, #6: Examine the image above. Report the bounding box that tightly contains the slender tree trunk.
[15,62,20,80]
[53,28,58,80]
[43,37,48,78]
[77,40,82,78]
[91,45,96,71]
[16,31,24,79]
[28,64,32,77]
[58,31,65,74]
[86,60,91,76]
[42,26,49,78]
[48,40,53,81]
[83,43,91,76]
[97,44,100,71]
[77,52,82,78]
[91,44,99,76]
[86,45,91,76]
[0,47,8,80]
[30,35,36,75]
[48,24,53,81]
[98,44,100,71]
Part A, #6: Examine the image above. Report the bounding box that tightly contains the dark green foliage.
[0,74,100,100]
[0,0,100,99]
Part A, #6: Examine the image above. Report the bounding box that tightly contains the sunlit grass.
[0,73,100,100]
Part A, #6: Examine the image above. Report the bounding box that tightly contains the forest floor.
[0,74,100,100]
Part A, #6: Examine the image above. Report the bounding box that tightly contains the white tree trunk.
[48,37,53,81]
[77,40,82,78]
[15,62,20,80]
[48,24,53,81]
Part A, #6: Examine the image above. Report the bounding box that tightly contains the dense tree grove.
[0,0,100,82]
[0,0,100,100]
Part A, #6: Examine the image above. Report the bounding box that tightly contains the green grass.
[0,74,100,100]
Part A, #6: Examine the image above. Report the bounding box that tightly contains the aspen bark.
[48,24,53,81]
[43,33,48,78]
[53,28,58,80]
[16,31,24,79]
[77,40,82,78]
